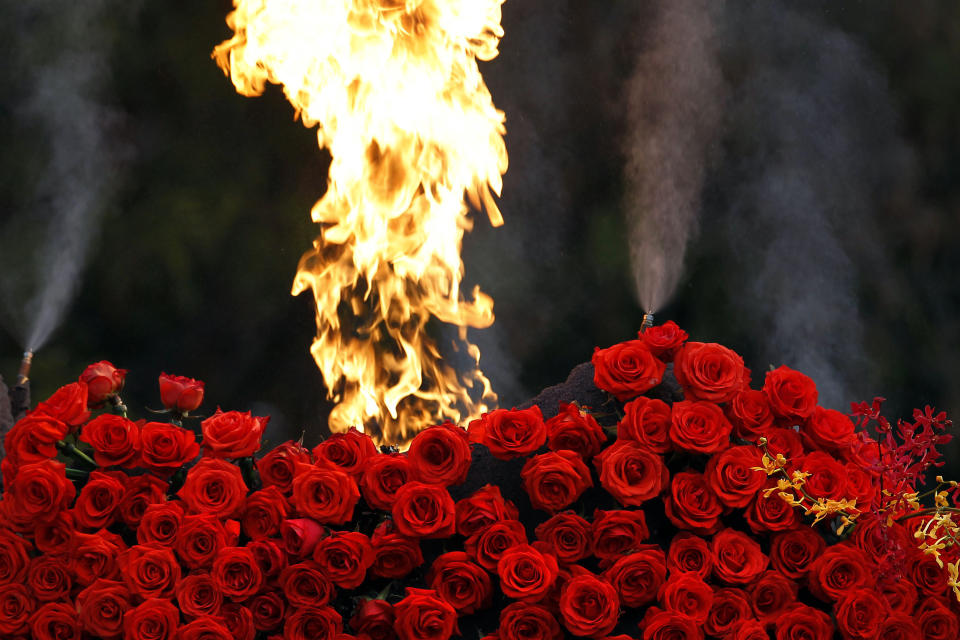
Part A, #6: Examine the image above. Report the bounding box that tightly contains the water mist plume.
[623,0,726,314]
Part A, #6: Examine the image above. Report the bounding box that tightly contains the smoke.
[623,0,726,314]
[0,0,135,352]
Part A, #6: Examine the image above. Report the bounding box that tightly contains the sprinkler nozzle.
[17,351,33,384]
[641,312,654,332]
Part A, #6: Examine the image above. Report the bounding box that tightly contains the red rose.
[725,389,774,441]
[291,462,359,525]
[802,406,856,452]
[591,509,650,560]
[535,512,591,564]
[76,579,131,639]
[763,366,818,425]
[640,320,688,360]
[731,621,768,640]
[393,588,458,640]
[594,439,669,507]
[73,470,126,530]
[201,409,267,459]
[176,617,233,640]
[249,539,288,579]
[850,516,912,567]
[256,440,311,494]
[118,474,169,528]
[427,551,492,614]
[660,573,713,623]
[498,602,562,640]
[467,406,547,460]
[664,471,723,535]
[521,450,593,512]
[283,606,342,640]
[158,372,204,413]
[703,588,752,638]
[705,445,765,509]
[668,400,733,454]
[29,602,81,640]
[797,451,847,500]
[350,599,395,640]
[639,609,704,640]
[250,591,286,632]
[0,529,31,587]
[918,602,960,640]
[4,414,68,465]
[844,463,877,509]
[907,550,950,596]
[212,546,263,601]
[0,583,34,636]
[123,598,179,640]
[361,453,415,510]
[312,427,377,477]
[26,555,72,602]
[834,588,888,640]
[748,570,797,622]
[559,573,619,637]
[602,547,666,607]
[313,531,374,589]
[454,484,519,537]
[774,606,835,640]
[281,518,325,557]
[666,533,713,580]
[393,482,456,538]
[497,544,559,602]
[33,511,74,554]
[140,421,200,472]
[70,529,126,586]
[118,543,181,599]
[745,482,801,533]
[174,514,237,570]
[178,458,248,518]
[241,486,289,540]
[175,572,223,618]
[80,361,127,407]
[407,423,472,486]
[673,342,749,404]
[618,397,672,454]
[769,528,825,579]
[545,403,607,460]
[764,427,805,459]
[591,340,666,401]
[711,528,768,585]
[464,519,527,571]
[221,603,255,640]
[34,382,90,426]
[877,614,922,640]
[807,544,874,602]
[79,414,140,468]
[370,522,424,579]
[280,561,335,608]
[5,459,75,525]
[878,581,917,615]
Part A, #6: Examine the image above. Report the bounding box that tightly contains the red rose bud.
[281,518,325,557]
[202,408,268,459]
[33,382,90,427]
[158,372,205,413]
[79,361,127,406]
[639,320,688,360]
[762,365,818,425]
[350,599,396,640]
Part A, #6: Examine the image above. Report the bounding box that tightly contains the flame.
[214,0,507,444]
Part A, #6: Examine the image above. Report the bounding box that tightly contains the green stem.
[897,507,960,522]
[65,468,89,480]
[56,440,97,468]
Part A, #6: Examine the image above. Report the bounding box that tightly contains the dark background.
[1,1,958,463]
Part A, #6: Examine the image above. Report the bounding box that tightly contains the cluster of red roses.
[0,323,956,640]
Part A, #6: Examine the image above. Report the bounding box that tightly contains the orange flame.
[214,0,507,445]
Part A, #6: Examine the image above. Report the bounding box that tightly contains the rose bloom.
[807,544,875,602]
[769,528,825,579]
[256,440,312,494]
[673,341,749,404]
[763,427,805,459]
[313,427,378,477]
[748,570,798,623]
[33,511,74,554]
[33,382,90,426]
[178,457,248,518]
[711,528,768,585]
[591,339,666,401]
[746,482,802,533]
[877,580,918,616]
[877,613,922,640]
[559,574,620,637]
[29,602,82,640]
[668,400,733,455]
[907,549,950,597]
[79,360,127,406]
[221,603,255,640]
[118,473,169,528]
[535,512,592,564]
[797,451,848,500]
[76,579,131,640]
[370,521,424,579]
[454,484,519,537]
[732,621,768,640]
[201,408,268,459]
[158,372,205,413]
[0,583,34,637]
[521,450,593,512]
[640,320,688,360]
[26,555,72,602]
[467,406,547,460]
[250,591,286,632]
[79,414,140,468]
[659,573,714,623]
[725,389,774,442]
[139,421,200,472]
[280,561,336,608]
[594,439,669,507]
[639,608,704,640]
[5,459,75,525]
[118,542,181,600]
[602,546,667,608]
[361,453,416,510]
[918,601,960,640]
[350,599,395,640]
[392,482,456,539]
[241,486,289,540]
[497,544,559,603]
[664,471,724,535]
[178,617,234,640]
[666,533,714,580]
[212,546,264,601]
[464,519,527,571]
[313,531,375,589]
[498,602,562,640]
[705,445,765,509]
[72,470,126,530]
[407,423,472,486]
[763,365,818,425]
[704,588,752,638]
[174,514,238,570]
[774,605,835,640]
[249,539,288,579]
[283,606,342,640]
[835,587,889,640]
[70,529,126,586]
[291,461,360,525]
[618,396,673,454]
[281,517,325,557]
[122,598,179,640]
[591,509,650,560]
[175,572,224,618]
[4,413,68,465]
[393,588,458,640]
[802,406,857,452]
[545,403,607,460]
[427,551,492,615]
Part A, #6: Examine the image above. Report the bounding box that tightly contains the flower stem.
[56,440,97,468]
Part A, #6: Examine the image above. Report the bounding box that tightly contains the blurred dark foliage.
[0,0,958,473]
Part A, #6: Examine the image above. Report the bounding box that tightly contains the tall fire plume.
[214,0,508,445]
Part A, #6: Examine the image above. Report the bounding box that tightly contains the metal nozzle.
[16,351,33,384]
[641,311,654,332]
